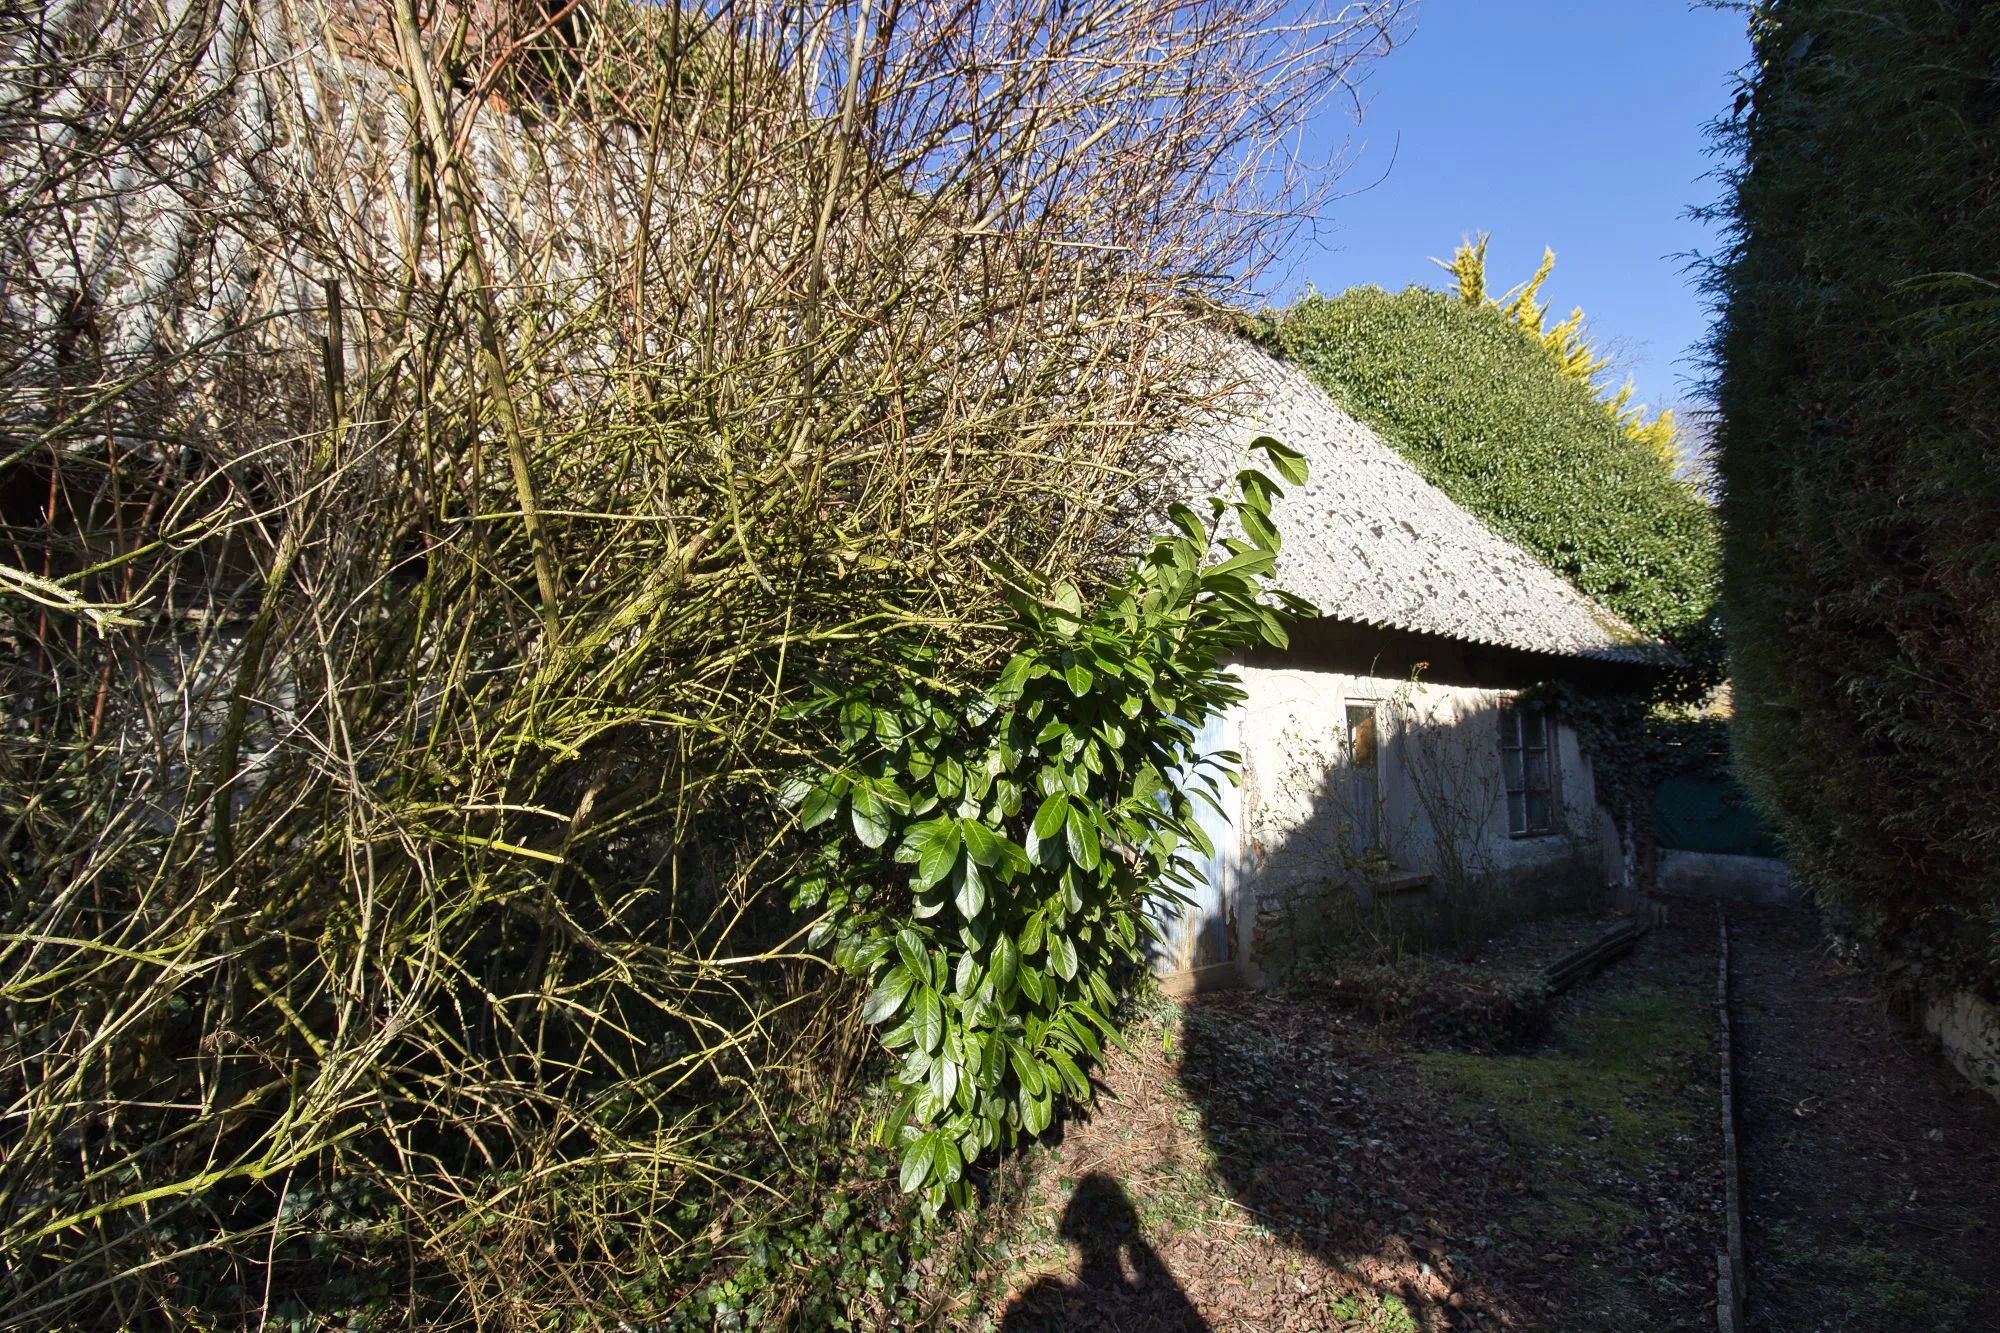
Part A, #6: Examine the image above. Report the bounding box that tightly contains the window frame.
[1498,701,1560,838]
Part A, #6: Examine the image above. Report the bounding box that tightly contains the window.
[1498,704,1557,836]
[1344,702,1381,853]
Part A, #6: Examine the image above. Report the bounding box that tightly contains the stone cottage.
[1151,335,1665,992]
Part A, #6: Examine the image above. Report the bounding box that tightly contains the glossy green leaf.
[1061,1009,1102,1060]
[1064,804,1101,871]
[874,708,905,745]
[1048,1048,1089,1100]
[850,785,892,848]
[994,777,1024,817]
[1048,933,1078,981]
[913,987,943,1053]
[979,1029,1007,1088]
[1203,547,1277,582]
[930,1052,958,1106]
[1252,434,1309,485]
[1167,502,1207,543]
[1022,1089,1052,1136]
[900,817,962,888]
[989,932,1020,994]
[1236,467,1282,511]
[1239,502,1281,551]
[953,859,986,920]
[1032,792,1070,844]
[994,653,1034,702]
[899,1135,937,1193]
[934,1134,964,1185]
[960,818,1002,866]
[861,965,914,1026]
[1009,1042,1045,1095]
[799,782,841,829]
[895,928,929,979]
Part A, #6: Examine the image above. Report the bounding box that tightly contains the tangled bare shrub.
[0,0,1402,1322]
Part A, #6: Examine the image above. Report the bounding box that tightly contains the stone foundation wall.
[1656,850,1795,904]
[1923,989,2000,1104]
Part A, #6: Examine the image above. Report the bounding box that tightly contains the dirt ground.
[1728,902,2000,1331]
[928,901,2000,1331]
[940,906,1729,1331]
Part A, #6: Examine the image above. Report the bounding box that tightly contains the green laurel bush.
[785,437,1312,1207]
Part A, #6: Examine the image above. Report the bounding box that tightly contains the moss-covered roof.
[1172,335,1665,665]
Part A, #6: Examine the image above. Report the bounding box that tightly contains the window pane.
[1507,791,1528,835]
[1521,709,1547,748]
[1498,706,1520,748]
[1526,792,1553,833]
[1347,705,1378,767]
[1501,745,1525,790]
[1525,748,1550,791]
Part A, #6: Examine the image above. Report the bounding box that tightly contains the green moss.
[1412,959,1711,1252]
[1417,982,1703,1152]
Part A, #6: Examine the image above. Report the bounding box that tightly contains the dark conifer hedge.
[1710,1,2000,993]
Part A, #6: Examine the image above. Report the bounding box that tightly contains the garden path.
[1729,903,2000,1331]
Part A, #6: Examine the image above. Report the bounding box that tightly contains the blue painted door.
[1146,707,1238,978]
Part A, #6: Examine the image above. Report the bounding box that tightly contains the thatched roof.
[1173,335,1664,665]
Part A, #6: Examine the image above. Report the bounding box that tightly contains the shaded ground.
[1728,903,2000,1331]
[942,907,1726,1330]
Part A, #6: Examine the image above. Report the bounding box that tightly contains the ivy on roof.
[1259,284,1719,666]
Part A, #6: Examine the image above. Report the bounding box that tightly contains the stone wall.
[1923,989,2000,1105]
[1656,850,1794,904]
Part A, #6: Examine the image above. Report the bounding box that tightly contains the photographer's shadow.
[999,1173,1208,1332]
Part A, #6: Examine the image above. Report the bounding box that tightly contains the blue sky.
[1283,0,1750,419]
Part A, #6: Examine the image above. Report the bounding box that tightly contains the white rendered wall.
[1216,665,1617,982]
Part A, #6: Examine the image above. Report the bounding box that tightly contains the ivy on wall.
[787,439,1314,1207]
